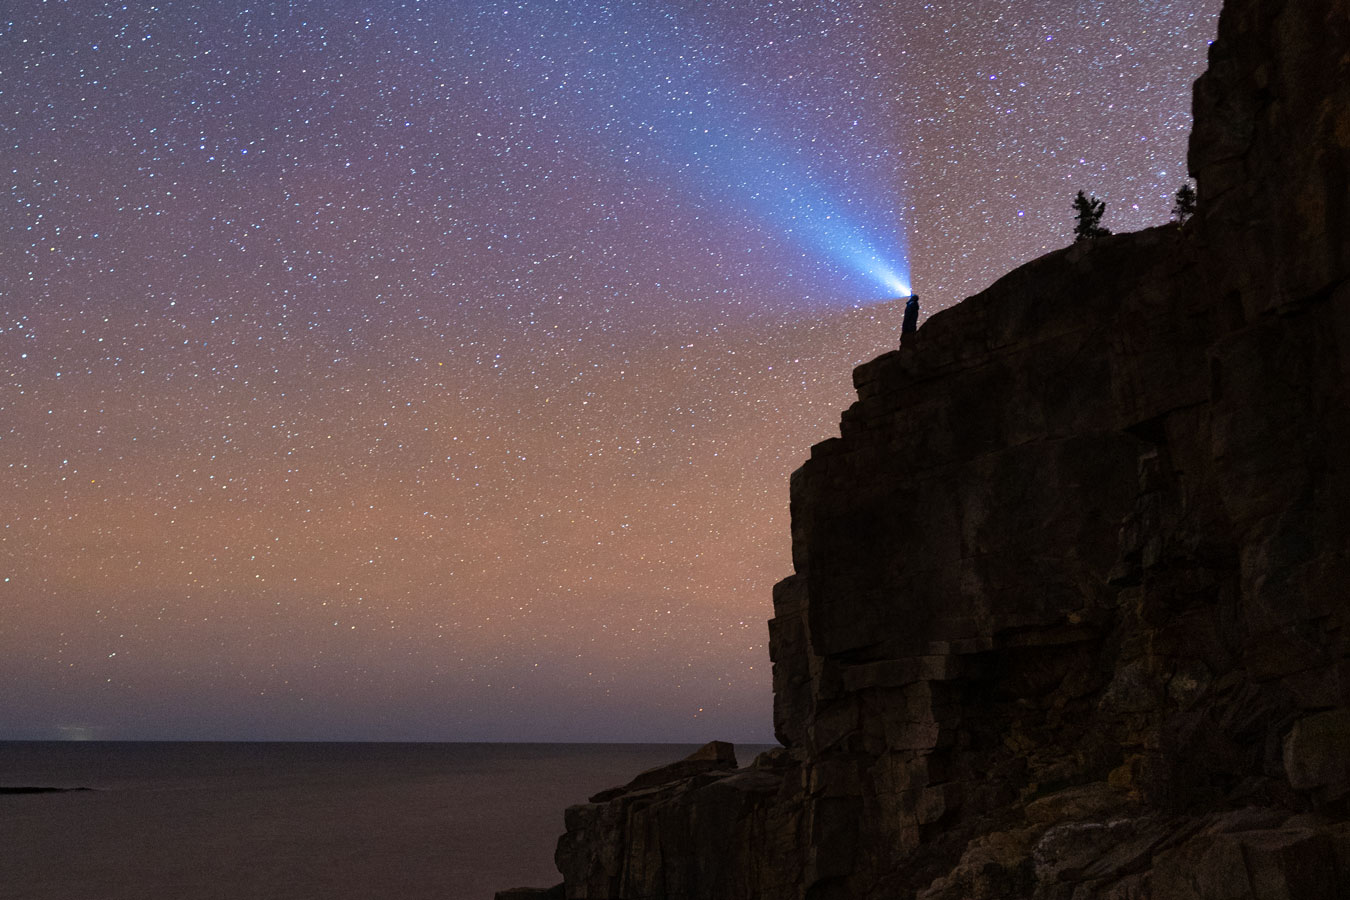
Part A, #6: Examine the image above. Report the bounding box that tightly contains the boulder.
[1283,709,1350,797]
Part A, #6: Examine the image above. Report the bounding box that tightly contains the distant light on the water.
[56,724,99,741]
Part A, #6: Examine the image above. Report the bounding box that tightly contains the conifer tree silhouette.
[1172,182,1197,223]
[1072,191,1111,241]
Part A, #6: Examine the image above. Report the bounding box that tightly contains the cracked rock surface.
[502,0,1350,896]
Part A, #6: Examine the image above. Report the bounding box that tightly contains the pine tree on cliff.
[1173,181,1198,223]
[1072,190,1111,241]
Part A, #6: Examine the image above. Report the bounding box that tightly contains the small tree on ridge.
[1073,191,1111,241]
[1173,182,1197,224]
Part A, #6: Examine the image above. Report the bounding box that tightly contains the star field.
[1,1,1220,741]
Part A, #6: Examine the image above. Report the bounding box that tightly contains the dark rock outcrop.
[554,746,797,899]
[507,0,1350,896]
[586,740,739,803]
[495,887,565,900]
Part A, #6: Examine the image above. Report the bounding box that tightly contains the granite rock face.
[532,0,1350,896]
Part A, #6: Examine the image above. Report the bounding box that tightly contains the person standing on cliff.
[902,294,919,342]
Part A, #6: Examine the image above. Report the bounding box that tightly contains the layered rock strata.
[507,0,1350,896]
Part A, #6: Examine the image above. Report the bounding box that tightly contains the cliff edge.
[507,0,1350,896]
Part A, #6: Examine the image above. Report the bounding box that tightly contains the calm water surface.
[0,742,771,900]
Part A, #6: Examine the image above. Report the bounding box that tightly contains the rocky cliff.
[502,0,1350,896]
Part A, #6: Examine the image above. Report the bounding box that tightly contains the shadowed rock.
[493,885,563,900]
[588,740,738,802]
[500,0,1350,895]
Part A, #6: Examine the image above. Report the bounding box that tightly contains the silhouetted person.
[902,294,919,341]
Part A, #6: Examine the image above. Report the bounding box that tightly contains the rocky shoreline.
[499,0,1350,895]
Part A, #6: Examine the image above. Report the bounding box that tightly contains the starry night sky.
[2,1,1221,742]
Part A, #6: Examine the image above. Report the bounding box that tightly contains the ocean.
[0,741,772,900]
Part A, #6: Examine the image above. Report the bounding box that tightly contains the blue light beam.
[468,1,910,303]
